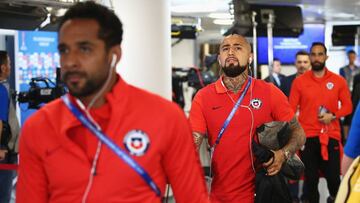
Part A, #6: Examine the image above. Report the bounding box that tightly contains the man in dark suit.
[264,58,285,88]
[342,51,360,141]
[280,50,311,203]
[339,50,359,92]
[344,71,360,138]
[281,51,311,97]
[353,73,360,91]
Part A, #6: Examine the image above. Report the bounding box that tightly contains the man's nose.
[228,47,235,55]
[62,52,79,70]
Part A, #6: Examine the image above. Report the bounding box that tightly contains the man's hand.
[318,112,334,124]
[262,149,285,176]
[0,149,8,161]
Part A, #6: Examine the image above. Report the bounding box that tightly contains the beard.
[62,70,108,98]
[222,63,247,78]
[311,61,325,71]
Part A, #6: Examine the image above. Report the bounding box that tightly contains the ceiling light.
[208,12,233,19]
[213,19,234,25]
[304,16,316,22]
[56,8,67,16]
[335,12,356,18]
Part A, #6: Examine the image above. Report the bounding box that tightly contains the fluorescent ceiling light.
[56,8,67,16]
[304,16,316,22]
[213,19,234,25]
[171,4,217,13]
[335,12,356,18]
[208,12,233,19]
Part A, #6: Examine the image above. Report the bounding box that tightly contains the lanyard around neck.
[213,77,252,148]
[62,95,161,196]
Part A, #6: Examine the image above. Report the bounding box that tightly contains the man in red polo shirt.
[16,2,209,203]
[189,33,306,203]
[289,42,352,203]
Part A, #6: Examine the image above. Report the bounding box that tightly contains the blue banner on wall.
[257,24,325,64]
[16,30,60,125]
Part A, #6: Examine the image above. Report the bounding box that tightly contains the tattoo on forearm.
[193,132,205,150]
[284,116,306,155]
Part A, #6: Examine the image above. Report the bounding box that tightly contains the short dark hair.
[0,50,8,74]
[273,58,281,63]
[58,1,123,50]
[310,42,327,55]
[347,50,356,55]
[296,50,309,57]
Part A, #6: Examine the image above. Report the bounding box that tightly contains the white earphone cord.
[80,54,117,203]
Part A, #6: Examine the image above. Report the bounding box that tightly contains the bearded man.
[189,33,306,203]
[289,42,352,203]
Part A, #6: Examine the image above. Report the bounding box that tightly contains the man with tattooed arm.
[189,33,306,203]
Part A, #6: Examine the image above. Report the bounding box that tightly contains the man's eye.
[80,47,91,53]
[222,47,229,51]
[58,48,67,54]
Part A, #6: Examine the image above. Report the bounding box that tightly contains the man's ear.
[249,53,253,64]
[0,64,5,75]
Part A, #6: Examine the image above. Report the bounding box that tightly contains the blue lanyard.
[213,78,252,148]
[62,95,161,197]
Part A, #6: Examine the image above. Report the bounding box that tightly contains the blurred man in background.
[281,50,311,97]
[265,58,285,88]
[340,50,359,142]
[280,50,311,203]
[290,42,352,203]
[339,50,359,92]
[0,51,20,203]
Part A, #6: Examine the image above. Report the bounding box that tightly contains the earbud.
[111,54,117,68]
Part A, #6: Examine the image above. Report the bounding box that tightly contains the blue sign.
[257,24,325,64]
[16,30,60,125]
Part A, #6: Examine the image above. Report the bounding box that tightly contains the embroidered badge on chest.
[250,98,262,109]
[326,82,334,90]
[123,130,150,156]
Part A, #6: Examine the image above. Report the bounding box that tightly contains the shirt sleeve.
[335,78,352,118]
[0,85,9,121]
[270,84,295,121]
[289,78,301,113]
[189,91,207,134]
[17,118,49,203]
[163,106,209,203]
[344,104,360,158]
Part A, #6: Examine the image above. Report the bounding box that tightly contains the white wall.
[113,0,172,100]
[172,39,196,68]
[0,35,5,50]
[325,20,360,74]
[171,38,197,115]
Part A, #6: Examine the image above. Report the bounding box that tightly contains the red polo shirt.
[289,68,352,140]
[289,68,352,160]
[17,76,209,203]
[189,77,294,203]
